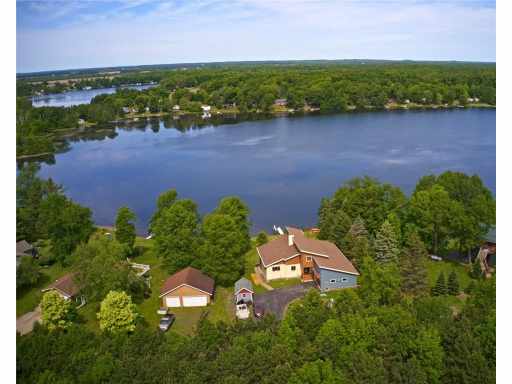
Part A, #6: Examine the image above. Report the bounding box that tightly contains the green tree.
[256,231,268,246]
[40,291,74,331]
[153,199,200,273]
[16,256,40,289]
[214,196,251,253]
[400,231,429,296]
[359,256,400,306]
[374,219,400,265]
[38,194,94,265]
[115,207,136,253]
[431,272,447,296]
[74,237,146,302]
[407,184,461,255]
[149,189,177,234]
[197,213,247,285]
[342,217,372,267]
[288,360,340,384]
[447,271,460,296]
[97,291,138,333]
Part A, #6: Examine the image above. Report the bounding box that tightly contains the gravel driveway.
[254,282,315,319]
[16,306,41,335]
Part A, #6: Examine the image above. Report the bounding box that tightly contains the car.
[158,314,175,332]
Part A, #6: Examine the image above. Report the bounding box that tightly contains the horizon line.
[17,58,497,77]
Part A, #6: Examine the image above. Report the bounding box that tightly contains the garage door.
[182,296,207,307]
[165,297,181,307]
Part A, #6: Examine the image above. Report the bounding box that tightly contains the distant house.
[274,98,287,107]
[42,272,86,306]
[201,105,211,112]
[77,118,86,125]
[172,105,180,111]
[256,226,359,291]
[160,267,215,308]
[145,107,150,112]
[16,240,37,268]
[122,106,131,113]
[234,277,254,304]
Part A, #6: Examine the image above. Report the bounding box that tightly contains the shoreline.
[16,104,496,160]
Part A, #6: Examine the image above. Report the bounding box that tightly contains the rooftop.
[160,267,215,297]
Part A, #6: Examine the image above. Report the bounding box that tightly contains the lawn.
[425,259,473,291]
[16,263,71,317]
[268,278,303,289]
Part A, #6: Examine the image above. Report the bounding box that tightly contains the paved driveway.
[16,306,41,335]
[254,282,315,319]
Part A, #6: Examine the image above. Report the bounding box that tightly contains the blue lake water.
[31,84,156,107]
[37,109,496,234]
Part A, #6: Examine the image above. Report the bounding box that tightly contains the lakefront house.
[256,227,359,291]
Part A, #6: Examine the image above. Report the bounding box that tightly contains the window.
[304,267,311,274]
[330,279,336,283]
[242,293,246,297]
[272,266,281,272]
[341,277,348,282]
[291,266,296,271]
[306,256,312,262]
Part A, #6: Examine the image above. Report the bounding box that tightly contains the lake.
[37,109,496,234]
[31,83,156,107]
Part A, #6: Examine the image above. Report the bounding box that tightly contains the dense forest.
[17,167,496,383]
[16,63,495,157]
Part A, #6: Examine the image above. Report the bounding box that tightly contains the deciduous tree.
[97,291,138,333]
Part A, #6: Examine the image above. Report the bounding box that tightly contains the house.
[16,240,37,268]
[42,272,86,306]
[274,98,287,107]
[234,277,254,304]
[201,105,211,112]
[483,225,496,267]
[122,106,131,113]
[256,226,359,291]
[172,105,180,111]
[160,267,215,308]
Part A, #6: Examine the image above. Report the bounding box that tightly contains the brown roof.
[43,272,80,297]
[257,229,359,276]
[160,267,215,297]
[257,235,300,267]
[286,226,304,237]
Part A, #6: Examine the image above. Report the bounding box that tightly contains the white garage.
[182,296,208,307]
[165,297,181,307]
[160,267,215,309]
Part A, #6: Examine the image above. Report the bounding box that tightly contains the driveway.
[254,282,315,319]
[16,306,41,335]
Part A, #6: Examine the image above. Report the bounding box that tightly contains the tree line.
[17,63,495,157]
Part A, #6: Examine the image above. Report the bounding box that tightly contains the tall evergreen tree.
[447,270,460,295]
[342,217,372,267]
[400,231,429,296]
[374,220,400,265]
[431,272,447,296]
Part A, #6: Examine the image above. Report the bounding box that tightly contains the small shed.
[16,240,37,268]
[234,277,254,304]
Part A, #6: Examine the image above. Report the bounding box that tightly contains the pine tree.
[374,220,400,265]
[387,212,402,244]
[447,270,460,295]
[343,217,372,267]
[400,231,429,296]
[431,272,447,296]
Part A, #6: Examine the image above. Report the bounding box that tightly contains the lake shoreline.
[16,104,496,160]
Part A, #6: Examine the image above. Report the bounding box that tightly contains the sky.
[16,0,496,73]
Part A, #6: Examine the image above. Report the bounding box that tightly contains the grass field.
[16,263,71,316]
[425,259,472,290]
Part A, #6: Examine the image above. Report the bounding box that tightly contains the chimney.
[288,234,295,246]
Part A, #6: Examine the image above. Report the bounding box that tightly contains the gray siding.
[319,268,358,291]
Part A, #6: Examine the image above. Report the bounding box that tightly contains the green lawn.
[16,263,71,317]
[425,259,473,291]
[268,278,303,289]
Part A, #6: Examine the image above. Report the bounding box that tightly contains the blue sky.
[16,0,496,73]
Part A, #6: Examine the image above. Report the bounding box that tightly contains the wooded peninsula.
[17,62,496,158]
